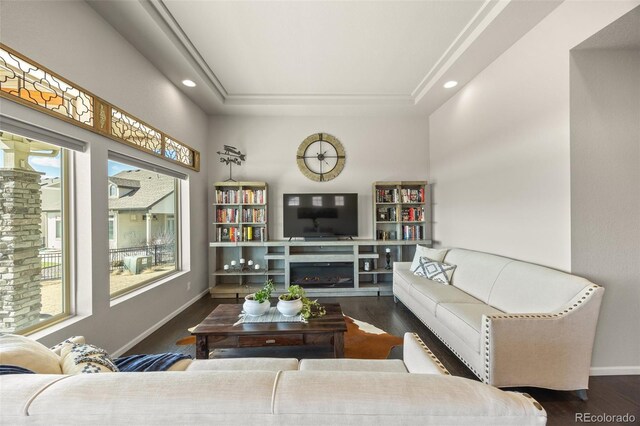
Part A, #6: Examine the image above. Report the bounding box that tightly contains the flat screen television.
[283,193,358,239]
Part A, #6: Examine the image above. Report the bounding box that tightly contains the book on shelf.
[376,230,397,240]
[242,207,266,223]
[241,189,265,204]
[215,189,240,204]
[400,188,425,203]
[377,206,397,222]
[375,188,398,203]
[215,188,266,204]
[216,207,239,223]
[400,207,424,222]
[402,225,424,240]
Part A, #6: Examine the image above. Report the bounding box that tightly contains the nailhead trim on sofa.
[482,285,600,384]
[410,333,450,375]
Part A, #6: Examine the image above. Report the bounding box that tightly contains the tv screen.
[283,193,358,239]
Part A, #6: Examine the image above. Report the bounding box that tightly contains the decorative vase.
[277,296,303,317]
[243,295,270,316]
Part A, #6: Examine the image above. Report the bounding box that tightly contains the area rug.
[176,316,403,360]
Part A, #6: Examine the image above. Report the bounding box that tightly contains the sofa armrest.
[482,285,604,390]
[393,262,412,273]
[403,333,450,375]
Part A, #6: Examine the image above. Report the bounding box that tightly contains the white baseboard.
[590,366,640,376]
[111,289,209,357]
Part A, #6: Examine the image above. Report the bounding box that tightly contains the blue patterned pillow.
[0,365,35,375]
[60,343,119,374]
[412,257,456,285]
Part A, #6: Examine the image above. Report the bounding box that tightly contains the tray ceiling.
[89,0,563,115]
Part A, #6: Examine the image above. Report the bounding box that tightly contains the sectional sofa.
[1,333,546,425]
[393,247,604,398]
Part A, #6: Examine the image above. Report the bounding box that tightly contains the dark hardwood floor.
[126,295,639,425]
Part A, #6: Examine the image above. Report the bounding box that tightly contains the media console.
[208,239,432,298]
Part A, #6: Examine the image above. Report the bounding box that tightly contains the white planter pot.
[243,295,270,316]
[277,296,303,317]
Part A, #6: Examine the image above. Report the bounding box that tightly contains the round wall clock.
[296,133,346,182]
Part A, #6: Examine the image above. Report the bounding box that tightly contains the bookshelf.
[373,181,428,241]
[213,181,268,242]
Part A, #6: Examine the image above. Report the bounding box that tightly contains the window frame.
[19,149,71,335]
[108,160,182,299]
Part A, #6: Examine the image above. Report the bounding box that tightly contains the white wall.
[570,48,640,373]
[428,1,639,372]
[0,0,209,353]
[428,1,638,271]
[208,116,429,284]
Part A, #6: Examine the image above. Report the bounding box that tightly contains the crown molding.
[142,0,229,101]
[412,0,509,102]
[141,0,509,107]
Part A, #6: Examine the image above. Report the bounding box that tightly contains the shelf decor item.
[216,145,245,182]
[385,248,392,270]
[277,285,326,320]
[243,279,275,316]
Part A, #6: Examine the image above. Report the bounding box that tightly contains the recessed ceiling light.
[443,81,458,89]
[182,79,196,88]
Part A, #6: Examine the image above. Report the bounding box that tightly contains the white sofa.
[1,333,546,425]
[393,248,604,397]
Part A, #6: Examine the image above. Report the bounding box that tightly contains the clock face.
[296,133,346,182]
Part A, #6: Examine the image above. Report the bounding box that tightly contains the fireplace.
[290,262,354,288]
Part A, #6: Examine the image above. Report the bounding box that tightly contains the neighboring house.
[41,169,176,250]
[40,177,62,249]
[108,169,176,249]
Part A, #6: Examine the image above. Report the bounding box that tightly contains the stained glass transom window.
[0,48,93,126]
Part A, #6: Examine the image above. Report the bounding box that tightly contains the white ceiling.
[89,0,563,116]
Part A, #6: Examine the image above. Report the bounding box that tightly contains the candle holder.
[384,249,392,270]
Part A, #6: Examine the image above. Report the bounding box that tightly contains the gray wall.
[0,0,209,354]
[570,48,640,372]
[208,115,430,239]
[428,0,639,373]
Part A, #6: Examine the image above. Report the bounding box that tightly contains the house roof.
[108,169,174,211]
[108,176,140,188]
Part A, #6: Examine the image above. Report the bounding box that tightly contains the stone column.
[0,169,43,332]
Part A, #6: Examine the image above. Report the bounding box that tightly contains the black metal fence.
[39,244,176,279]
[108,244,175,273]
[40,251,62,281]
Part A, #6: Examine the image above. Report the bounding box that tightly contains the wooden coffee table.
[191,303,347,359]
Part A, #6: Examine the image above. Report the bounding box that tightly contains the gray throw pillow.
[412,257,456,285]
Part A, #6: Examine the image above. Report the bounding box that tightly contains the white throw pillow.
[60,343,119,374]
[0,333,62,374]
[50,336,86,355]
[412,257,456,285]
[410,245,448,272]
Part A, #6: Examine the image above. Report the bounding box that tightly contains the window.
[108,216,115,240]
[108,159,179,297]
[0,132,70,333]
[55,217,62,239]
[109,184,117,198]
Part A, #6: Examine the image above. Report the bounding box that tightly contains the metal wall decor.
[296,133,346,182]
[0,44,200,171]
[217,145,246,181]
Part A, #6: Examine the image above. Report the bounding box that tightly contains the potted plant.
[277,285,326,319]
[243,279,275,316]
